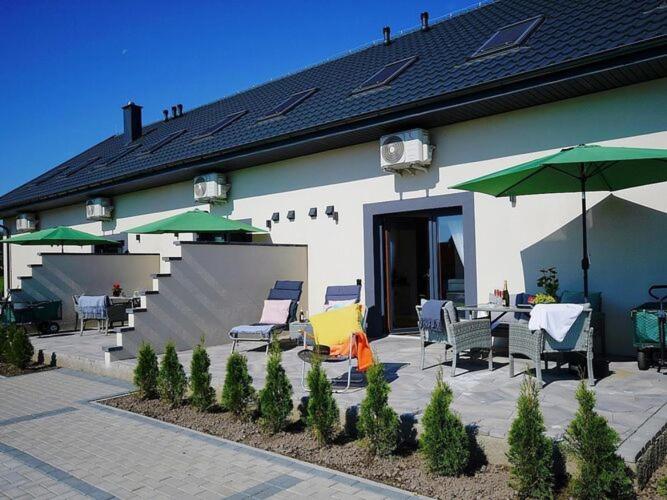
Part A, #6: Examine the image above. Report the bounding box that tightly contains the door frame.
[362,192,477,337]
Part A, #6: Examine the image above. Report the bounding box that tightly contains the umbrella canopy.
[1,226,120,252]
[450,144,667,296]
[126,210,266,234]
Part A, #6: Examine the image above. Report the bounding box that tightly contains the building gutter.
[1,36,666,216]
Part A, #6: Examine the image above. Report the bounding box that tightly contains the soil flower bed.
[102,392,514,499]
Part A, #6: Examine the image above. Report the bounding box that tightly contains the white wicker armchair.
[416,303,493,376]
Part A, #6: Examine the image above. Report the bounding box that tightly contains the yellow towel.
[310,303,363,347]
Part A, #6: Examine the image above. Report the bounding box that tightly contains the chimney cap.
[383,26,391,45]
[122,101,142,110]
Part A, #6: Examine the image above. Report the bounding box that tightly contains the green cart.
[1,297,62,335]
[631,285,666,371]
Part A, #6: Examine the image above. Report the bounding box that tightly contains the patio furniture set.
[73,294,139,336]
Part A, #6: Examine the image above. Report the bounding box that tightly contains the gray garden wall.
[125,242,308,355]
[18,253,160,330]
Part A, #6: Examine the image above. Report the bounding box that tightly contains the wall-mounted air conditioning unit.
[194,173,230,203]
[85,197,114,221]
[15,213,38,233]
[380,128,433,175]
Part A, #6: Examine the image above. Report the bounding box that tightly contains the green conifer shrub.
[49,352,57,367]
[258,341,293,432]
[5,325,34,369]
[221,352,255,417]
[157,341,187,408]
[133,342,159,399]
[36,349,45,365]
[507,375,554,499]
[358,359,399,457]
[564,380,633,499]
[419,370,469,476]
[0,325,8,362]
[189,340,215,411]
[306,358,339,445]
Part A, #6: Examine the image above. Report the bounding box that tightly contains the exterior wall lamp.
[271,212,280,222]
[287,210,295,221]
[308,208,317,218]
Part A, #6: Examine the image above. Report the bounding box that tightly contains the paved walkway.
[0,369,419,499]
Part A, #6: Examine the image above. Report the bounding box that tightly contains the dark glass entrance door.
[383,218,430,331]
[381,209,465,334]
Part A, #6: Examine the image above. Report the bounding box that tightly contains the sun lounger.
[228,280,303,353]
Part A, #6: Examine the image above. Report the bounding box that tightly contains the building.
[1,0,666,357]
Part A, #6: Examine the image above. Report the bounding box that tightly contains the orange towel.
[329,331,374,372]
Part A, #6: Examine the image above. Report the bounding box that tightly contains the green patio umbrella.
[126,209,266,234]
[450,144,667,297]
[1,226,120,252]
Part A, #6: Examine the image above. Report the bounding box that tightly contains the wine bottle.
[502,281,510,307]
[298,309,305,323]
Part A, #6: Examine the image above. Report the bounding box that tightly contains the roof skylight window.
[63,156,102,178]
[195,110,247,139]
[101,144,142,166]
[471,15,543,58]
[260,88,318,120]
[353,56,418,93]
[144,129,188,154]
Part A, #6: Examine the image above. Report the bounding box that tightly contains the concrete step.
[102,345,134,365]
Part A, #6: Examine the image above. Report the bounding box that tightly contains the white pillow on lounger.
[259,299,292,324]
[324,299,356,311]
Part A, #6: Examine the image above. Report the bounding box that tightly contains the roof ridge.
[137,0,497,129]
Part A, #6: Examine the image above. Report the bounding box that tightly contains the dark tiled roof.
[1,0,666,212]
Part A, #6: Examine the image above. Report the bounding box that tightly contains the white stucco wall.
[5,78,667,354]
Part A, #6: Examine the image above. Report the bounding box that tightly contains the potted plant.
[112,282,123,297]
[531,267,558,304]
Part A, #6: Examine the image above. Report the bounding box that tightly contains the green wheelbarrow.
[631,285,666,371]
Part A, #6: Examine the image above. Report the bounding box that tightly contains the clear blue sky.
[0,0,473,195]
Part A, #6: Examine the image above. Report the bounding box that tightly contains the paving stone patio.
[33,330,667,467]
[0,368,419,499]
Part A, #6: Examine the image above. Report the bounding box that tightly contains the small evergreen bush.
[358,359,399,457]
[564,380,633,499]
[0,326,8,363]
[258,341,293,433]
[36,349,45,365]
[420,370,469,476]
[5,325,34,369]
[134,342,159,399]
[306,358,339,445]
[507,375,554,499]
[189,340,215,411]
[157,342,187,408]
[49,352,57,367]
[221,352,255,417]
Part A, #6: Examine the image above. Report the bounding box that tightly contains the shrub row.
[508,375,633,499]
[134,340,633,497]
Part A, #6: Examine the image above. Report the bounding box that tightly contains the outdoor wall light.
[510,195,517,208]
[332,211,339,222]
[325,205,335,216]
[271,212,280,222]
[266,220,272,229]
[308,207,317,218]
[287,210,295,221]
[135,235,141,242]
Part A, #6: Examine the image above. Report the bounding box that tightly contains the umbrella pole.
[580,168,590,299]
